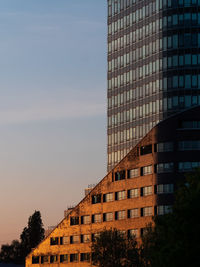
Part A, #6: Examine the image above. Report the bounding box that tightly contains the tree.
[91,228,141,267]
[0,240,22,264]
[141,169,200,267]
[20,211,45,260]
[0,243,14,263]
[0,210,44,265]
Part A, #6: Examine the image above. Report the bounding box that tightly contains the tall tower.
[107,0,200,171]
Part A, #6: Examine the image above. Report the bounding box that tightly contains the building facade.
[107,0,200,171]
[26,106,200,267]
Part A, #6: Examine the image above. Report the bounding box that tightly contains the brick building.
[26,106,200,266]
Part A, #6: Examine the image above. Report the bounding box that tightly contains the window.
[141,165,152,175]
[92,214,101,223]
[92,233,100,242]
[50,255,58,263]
[60,236,69,245]
[32,256,39,264]
[157,184,174,194]
[60,254,68,263]
[115,190,126,200]
[115,170,126,181]
[141,207,153,217]
[70,216,79,226]
[140,144,152,155]
[41,256,48,264]
[185,74,191,88]
[156,142,173,152]
[103,193,113,202]
[81,234,90,243]
[156,163,174,173]
[92,194,101,204]
[70,235,79,244]
[127,188,139,198]
[70,254,78,262]
[128,229,138,238]
[50,237,59,246]
[178,140,200,151]
[157,205,172,215]
[128,208,139,218]
[140,228,148,237]
[141,186,152,196]
[81,215,90,225]
[181,121,200,129]
[103,212,113,222]
[115,210,126,220]
[128,168,139,178]
[80,253,90,262]
[178,162,200,172]
[119,230,126,237]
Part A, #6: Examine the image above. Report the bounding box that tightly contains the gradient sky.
[0,0,107,245]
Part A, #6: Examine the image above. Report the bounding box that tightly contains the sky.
[0,0,107,246]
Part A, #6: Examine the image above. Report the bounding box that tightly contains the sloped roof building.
[26,106,200,266]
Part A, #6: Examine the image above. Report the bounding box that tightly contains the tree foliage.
[0,240,21,264]
[20,211,45,259]
[92,228,141,267]
[0,210,44,265]
[141,169,200,267]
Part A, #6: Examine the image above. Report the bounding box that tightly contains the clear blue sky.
[0,0,107,245]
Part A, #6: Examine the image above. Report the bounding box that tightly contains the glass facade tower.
[107,0,200,171]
